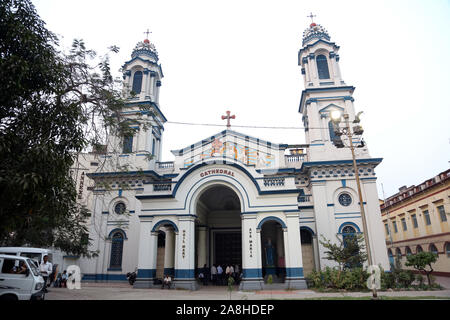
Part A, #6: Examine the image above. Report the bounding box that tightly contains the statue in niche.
[264,238,276,267]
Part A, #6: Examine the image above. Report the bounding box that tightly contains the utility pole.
[331,110,378,299]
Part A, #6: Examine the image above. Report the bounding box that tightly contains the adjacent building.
[381,169,450,276]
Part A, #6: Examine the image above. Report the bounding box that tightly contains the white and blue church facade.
[78,22,390,290]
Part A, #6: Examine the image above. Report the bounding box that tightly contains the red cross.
[221,110,236,128]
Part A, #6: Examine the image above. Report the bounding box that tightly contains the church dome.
[302,23,331,46]
[131,38,159,62]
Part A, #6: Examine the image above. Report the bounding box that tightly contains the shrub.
[306,267,369,291]
[397,270,415,288]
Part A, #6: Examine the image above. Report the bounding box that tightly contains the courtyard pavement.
[44,276,450,300]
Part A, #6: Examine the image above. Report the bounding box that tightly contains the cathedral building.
[78,22,390,290]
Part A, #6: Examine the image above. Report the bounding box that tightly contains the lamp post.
[330,110,377,299]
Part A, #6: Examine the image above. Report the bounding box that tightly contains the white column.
[149,74,155,98]
[135,220,157,285]
[197,227,207,268]
[164,228,175,275]
[276,225,284,259]
[284,212,308,289]
[141,71,148,98]
[362,179,390,270]
[312,235,320,270]
[308,55,316,84]
[175,217,196,280]
[304,59,311,83]
[284,213,303,277]
[239,215,263,288]
[307,101,322,145]
[311,181,336,269]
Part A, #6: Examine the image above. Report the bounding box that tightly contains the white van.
[0,247,52,266]
[0,254,45,300]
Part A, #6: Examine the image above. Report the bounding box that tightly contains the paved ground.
[44,277,450,300]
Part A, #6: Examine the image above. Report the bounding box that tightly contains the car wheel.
[0,294,19,301]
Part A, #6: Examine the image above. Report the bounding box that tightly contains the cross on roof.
[307,12,316,23]
[221,110,235,128]
[144,28,152,39]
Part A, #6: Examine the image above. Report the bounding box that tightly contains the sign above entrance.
[184,138,275,169]
[200,169,235,178]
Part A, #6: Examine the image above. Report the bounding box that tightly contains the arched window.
[122,135,133,154]
[405,246,412,256]
[132,71,143,94]
[429,244,438,255]
[300,228,313,244]
[416,245,423,253]
[316,54,330,79]
[110,231,124,269]
[387,249,394,267]
[157,230,166,248]
[396,248,402,261]
[342,225,356,248]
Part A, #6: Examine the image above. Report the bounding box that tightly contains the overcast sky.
[33,0,450,198]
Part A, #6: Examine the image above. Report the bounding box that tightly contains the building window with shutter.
[109,231,124,269]
[316,54,330,79]
[123,135,133,154]
[132,71,143,94]
[437,205,447,222]
[423,210,431,225]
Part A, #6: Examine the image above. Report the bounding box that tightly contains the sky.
[32,0,450,198]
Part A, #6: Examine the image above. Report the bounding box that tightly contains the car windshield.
[26,259,39,276]
[21,252,43,262]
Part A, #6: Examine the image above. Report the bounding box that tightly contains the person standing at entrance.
[202,264,209,285]
[229,264,234,283]
[217,264,223,285]
[39,255,52,293]
[211,264,217,285]
[234,264,239,283]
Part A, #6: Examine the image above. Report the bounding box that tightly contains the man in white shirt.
[217,265,223,285]
[39,255,52,293]
[162,274,172,289]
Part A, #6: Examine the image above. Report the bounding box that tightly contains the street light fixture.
[330,109,378,299]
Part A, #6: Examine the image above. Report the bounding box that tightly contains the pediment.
[318,103,344,114]
[171,130,285,169]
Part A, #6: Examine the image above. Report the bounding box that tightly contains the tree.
[0,0,132,256]
[405,252,438,286]
[320,234,368,271]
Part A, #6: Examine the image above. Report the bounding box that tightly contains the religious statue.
[264,238,276,267]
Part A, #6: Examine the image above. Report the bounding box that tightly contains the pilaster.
[239,214,263,290]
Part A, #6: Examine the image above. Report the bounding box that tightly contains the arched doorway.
[152,223,176,280]
[195,184,242,285]
[259,219,286,284]
[155,230,165,279]
[300,227,315,276]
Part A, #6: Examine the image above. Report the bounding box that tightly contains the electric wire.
[165,120,339,130]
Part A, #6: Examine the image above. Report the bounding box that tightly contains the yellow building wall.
[381,176,450,277]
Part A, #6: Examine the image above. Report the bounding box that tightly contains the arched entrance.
[152,223,177,280]
[259,219,286,284]
[195,184,242,285]
[300,227,315,276]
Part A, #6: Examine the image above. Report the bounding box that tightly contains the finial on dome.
[302,15,331,47]
[307,12,316,27]
[143,28,152,43]
[131,30,159,61]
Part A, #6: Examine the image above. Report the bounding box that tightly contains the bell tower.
[298,21,369,162]
[106,35,166,171]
